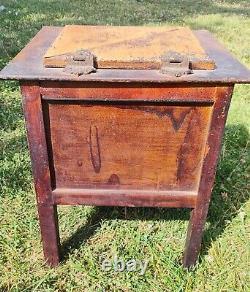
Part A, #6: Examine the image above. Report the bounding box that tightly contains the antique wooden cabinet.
[0,25,249,268]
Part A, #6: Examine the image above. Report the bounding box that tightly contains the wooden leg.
[182,207,209,268]
[20,82,60,266]
[182,86,234,268]
[38,204,60,267]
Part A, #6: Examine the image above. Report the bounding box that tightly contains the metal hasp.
[64,49,96,76]
[160,51,192,77]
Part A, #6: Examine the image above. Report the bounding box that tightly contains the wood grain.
[1,28,249,83]
[43,25,215,70]
[0,22,243,269]
[52,188,197,208]
[40,82,217,102]
[20,82,52,205]
[20,81,60,267]
[46,102,212,192]
[183,86,234,268]
[19,80,234,268]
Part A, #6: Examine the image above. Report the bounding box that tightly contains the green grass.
[0,0,249,291]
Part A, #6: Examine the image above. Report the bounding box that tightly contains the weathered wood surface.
[0,23,244,269]
[20,81,60,267]
[19,80,234,268]
[43,25,215,70]
[53,188,197,208]
[183,86,233,268]
[40,82,216,102]
[47,102,211,191]
[1,27,249,83]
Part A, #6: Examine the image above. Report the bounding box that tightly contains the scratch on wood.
[204,144,210,159]
[89,125,101,173]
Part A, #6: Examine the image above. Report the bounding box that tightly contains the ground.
[0,0,249,291]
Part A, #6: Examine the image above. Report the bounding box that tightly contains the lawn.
[0,0,249,291]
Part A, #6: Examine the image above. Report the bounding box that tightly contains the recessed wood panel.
[47,102,212,191]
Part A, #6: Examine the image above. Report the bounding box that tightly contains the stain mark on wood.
[89,125,101,173]
[132,106,192,131]
[165,108,192,131]
[49,103,211,190]
[177,109,203,186]
[77,160,83,167]
[108,174,120,185]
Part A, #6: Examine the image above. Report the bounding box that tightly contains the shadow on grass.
[61,124,249,263]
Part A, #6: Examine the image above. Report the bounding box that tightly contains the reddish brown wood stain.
[177,108,205,187]
[183,86,234,267]
[89,125,102,173]
[1,28,249,83]
[1,25,249,270]
[53,188,197,208]
[19,79,234,269]
[43,25,215,70]
[47,102,211,191]
[40,82,217,102]
[21,81,60,267]
[18,78,236,270]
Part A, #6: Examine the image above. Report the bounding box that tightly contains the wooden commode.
[0,25,249,268]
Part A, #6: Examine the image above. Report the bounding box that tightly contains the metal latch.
[160,51,192,77]
[64,49,96,76]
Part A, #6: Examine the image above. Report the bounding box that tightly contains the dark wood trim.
[40,82,216,102]
[20,81,60,267]
[37,204,60,267]
[52,188,197,208]
[182,85,234,268]
[20,81,52,204]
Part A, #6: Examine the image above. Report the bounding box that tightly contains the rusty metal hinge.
[160,51,192,77]
[64,49,96,76]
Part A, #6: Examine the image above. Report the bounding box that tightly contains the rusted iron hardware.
[64,49,96,76]
[160,51,192,77]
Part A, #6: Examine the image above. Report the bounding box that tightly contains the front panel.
[43,97,212,194]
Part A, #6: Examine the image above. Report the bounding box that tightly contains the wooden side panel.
[46,102,212,192]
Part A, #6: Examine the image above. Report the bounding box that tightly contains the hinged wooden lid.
[43,25,216,71]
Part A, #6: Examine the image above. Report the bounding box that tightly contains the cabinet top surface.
[0,26,249,84]
[43,25,215,70]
